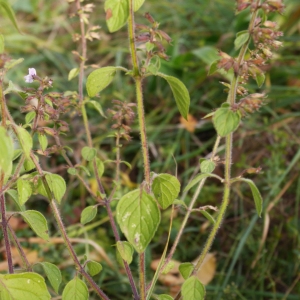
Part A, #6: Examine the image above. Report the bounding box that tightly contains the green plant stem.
[128,0,139,76]
[0,193,14,273]
[79,49,139,300]
[139,253,146,300]
[128,1,151,298]
[135,77,151,189]
[0,78,7,128]
[7,223,32,272]
[30,152,110,300]
[160,136,221,274]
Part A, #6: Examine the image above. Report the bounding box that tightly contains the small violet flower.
[24,68,37,83]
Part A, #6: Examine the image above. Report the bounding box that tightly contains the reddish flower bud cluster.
[21,80,72,155]
[232,93,266,116]
[135,13,172,63]
[237,0,284,13]
[107,100,136,141]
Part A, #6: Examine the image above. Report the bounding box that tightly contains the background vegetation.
[1,0,300,299]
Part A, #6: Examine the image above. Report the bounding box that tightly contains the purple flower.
[24,68,37,83]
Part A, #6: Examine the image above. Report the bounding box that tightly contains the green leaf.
[67,167,77,175]
[17,178,32,205]
[15,125,33,158]
[256,72,265,88]
[162,261,175,275]
[157,295,174,300]
[38,133,48,151]
[0,1,21,33]
[77,165,91,176]
[38,262,62,293]
[116,241,134,264]
[104,0,129,33]
[116,189,161,253]
[152,174,180,209]
[20,210,49,241]
[62,277,89,300]
[94,157,105,177]
[37,174,66,203]
[233,178,263,217]
[68,68,79,81]
[23,156,36,172]
[173,199,187,208]
[213,106,241,137]
[81,146,97,161]
[134,0,145,11]
[86,67,117,97]
[12,149,22,161]
[234,30,249,50]
[179,262,194,280]
[4,58,24,70]
[6,189,25,211]
[200,210,216,224]
[87,261,103,276]
[208,60,219,76]
[80,206,97,225]
[0,273,50,300]
[193,46,219,65]
[157,73,190,119]
[0,34,4,53]
[88,100,106,118]
[184,173,223,193]
[182,276,205,300]
[25,111,36,124]
[200,160,215,173]
[0,126,14,184]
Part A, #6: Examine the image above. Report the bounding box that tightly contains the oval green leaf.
[6,189,24,211]
[15,125,33,158]
[87,261,103,276]
[0,126,13,184]
[134,0,145,11]
[152,173,180,209]
[62,277,89,300]
[234,178,263,217]
[200,160,215,173]
[234,30,250,50]
[116,189,161,253]
[80,206,97,225]
[20,210,49,241]
[38,134,48,151]
[157,73,190,120]
[88,100,106,118]
[38,262,62,293]
[256,72,265,88]
[179,262,194,280]
[37,174,66,203]
[213,106,241,137]
[116,241,134,264]
[200,210,216,224]
[0,273,50,300]
[17,178,32,205]
[104,0,129,33]
[157,295,174,300]
[81,146,97,161]
[184,173,223,193]
[182,276,205,300]
[68,68,79,81]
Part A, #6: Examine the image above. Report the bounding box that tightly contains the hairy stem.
[30,153,110,300]
[0,77,7,128]
[159,136,221,274]
[7,223,32,271]
[139,253,146,300]
[0,193,14,273]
